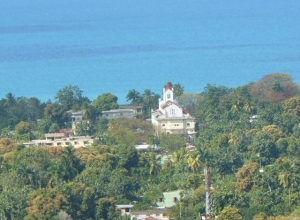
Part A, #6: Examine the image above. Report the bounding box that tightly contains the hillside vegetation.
[1,73,300,219]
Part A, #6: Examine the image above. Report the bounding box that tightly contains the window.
[159,198,163,202]
[187,123,190,126]
[74,142,79,145]
[173,197,177,202]
[162,124,165,127]
[120,113,123,116]
[125,208,130,213]
[167,94,170,98]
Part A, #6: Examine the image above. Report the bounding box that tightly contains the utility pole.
[204,167,212,220]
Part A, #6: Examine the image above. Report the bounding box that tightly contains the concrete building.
[23,136,93,148]
[116,205,134,216]
[151,82,196,135]
[120,104,144,116]
[130,209,170,220]
[102,109,134,120]
[156,190,182,208]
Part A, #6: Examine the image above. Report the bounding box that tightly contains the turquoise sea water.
[0,0,300,103]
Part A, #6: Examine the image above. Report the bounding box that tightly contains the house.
[156,190,182,208]
[69,111,84,132]
[134,144,158,152]
[116,205,134,216]
[151,82,196,135]
[120,104,144,115]
[130,209,170,220]
[102,109,134,120]
[249,115,259,123]
[23,136,93,148]
[44,129,73,140]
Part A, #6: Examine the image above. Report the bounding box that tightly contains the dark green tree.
[93,93,119,112]
[55,85,90,110]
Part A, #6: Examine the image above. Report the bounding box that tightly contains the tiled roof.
[165,82,172,91]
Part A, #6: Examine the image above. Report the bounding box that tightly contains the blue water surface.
[0,0,299,103]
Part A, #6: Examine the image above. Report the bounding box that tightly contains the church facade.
[151,82,196,135]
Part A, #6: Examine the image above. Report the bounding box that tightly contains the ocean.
[0,0,299,103]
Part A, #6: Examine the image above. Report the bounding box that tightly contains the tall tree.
[126,89,141,105]
[250,73,300,103]
[55,85,89,110]
[93,93,119,112]
[5,93,16,107]
[143,89,154,109]
[178,93,204,115]
[186,151,202,173]
[173,83,185,100]
[149,153,161,176]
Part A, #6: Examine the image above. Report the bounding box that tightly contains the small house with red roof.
[151,82,196,136]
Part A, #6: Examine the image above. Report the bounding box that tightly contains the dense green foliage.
[1,75,300,219]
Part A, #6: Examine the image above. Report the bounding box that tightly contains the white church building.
[151,82,196,136]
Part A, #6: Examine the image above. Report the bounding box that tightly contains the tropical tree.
[25,188,69,219]
[55,85,89,110]
[96,197,120,220]
[186,151,202,173]
[44,102,68,126]
[276,158,293,189]
[0,185,32,220]
[173,83,185,100]
[59,146,82,181]
[283,96,300,116]
[93,93,119,112]
[249,73,300,103]
[178,93,203,115]
[143,89,154,108]
[126,89,141,105]
[82,103,97,123]
[149,153,161,176]
[159,134,186,152]
[5,93,16,107]
[15,121,32,141]
[217,206,243,220]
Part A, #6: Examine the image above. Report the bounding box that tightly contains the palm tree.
[16,163,38,188]
[278,161,293,189]
[60,146,81,181]
[126,89,141,105]
[173,83,185,100]
[82,106,92,121]
[5,93,16,107]
[149,153,161,176]
[243,100,254,113]
[47,162,63,188]
[143,89,153,108]
[172,147,187,164]
[231,99,242,112]
[186,151,202,173]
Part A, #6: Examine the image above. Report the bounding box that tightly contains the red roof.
[165,82,172,91]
